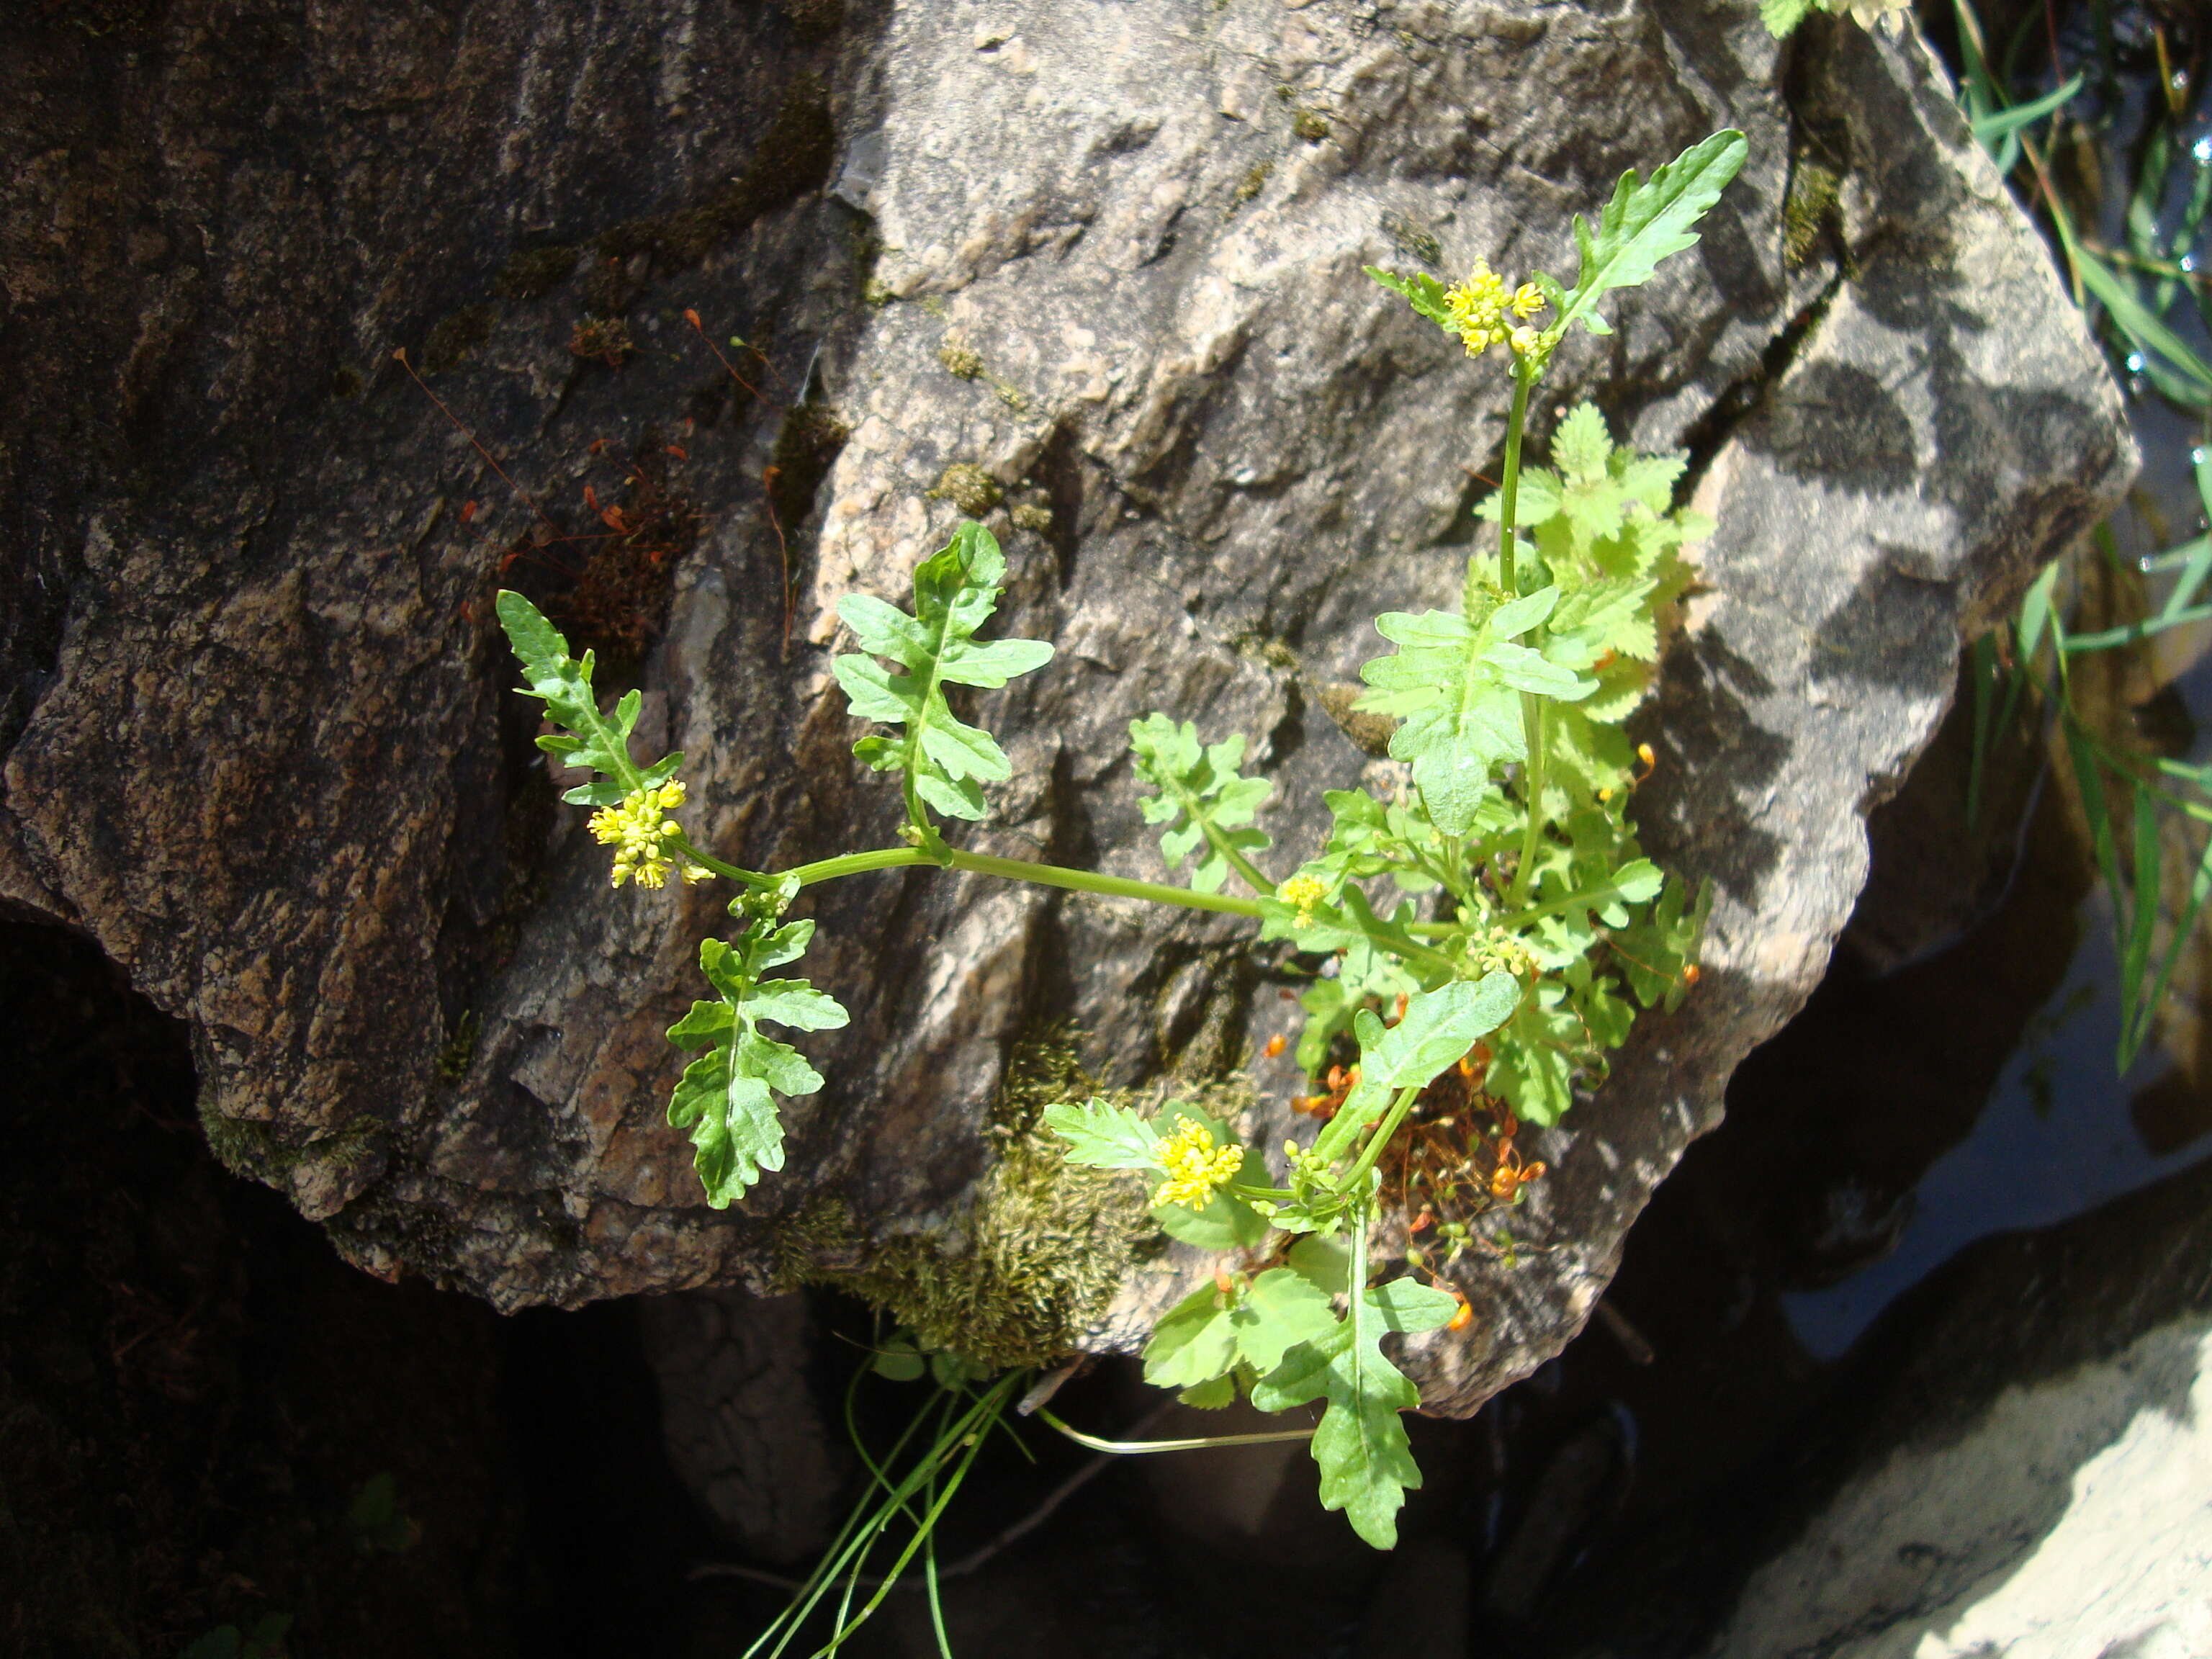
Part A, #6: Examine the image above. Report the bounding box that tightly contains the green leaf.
[1557,130,1749,338]
[1484,982,1584,1126]
[1364,264,1457,330]
[498,590,680,806]
[1250,1277,1444,1548]
[1759,0,1813,36]
[832,521,1055,836]
[664,922,850,1208]
[1141,1267,1341,1394]
[1128,714,1274,894]
[1356,588,1596,834]
[1142,1285,1242,1390]
[1043,1097,1162,1169]
[1236,1267,1343,1372]
[1315,974,1523,1162]
[2074,246,2212,397]
[1178,1374,1238,1409]
[1154,1175,1270,1251]
[871,1334,927,1381]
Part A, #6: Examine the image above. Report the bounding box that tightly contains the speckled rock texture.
[1699,1156,2212,1659]
[1,0,2128,1412]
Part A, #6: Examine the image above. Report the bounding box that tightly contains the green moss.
[928,463,1004,518]
[793,1035,1154,1370]
[418,304,494,375]
[1226,161,1272,222]
[592,76,835,279]
[1292,108,1331,143]
[493,244,579,301]
[199,1106,285,1182]
[769,400,852,526]
[1380,209,1441,269]
[1784,157,1842,269]
[939,339,985,379]
[197,1107,382,1187]
[432,1012,480,1084]
[1009,502,1054,534]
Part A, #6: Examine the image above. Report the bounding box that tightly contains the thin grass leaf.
[2076,248,2212,394]
[2121,773,2163,1056]
[2059,603,2212,653]
[2123,829,2212,1071]
[1972,73,2082,145]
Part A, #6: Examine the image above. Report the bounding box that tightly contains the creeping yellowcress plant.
[498,129,1745,1567]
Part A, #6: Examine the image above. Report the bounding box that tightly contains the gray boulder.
[0,0,2128,1416]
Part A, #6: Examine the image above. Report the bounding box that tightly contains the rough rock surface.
[0,0,2129,1411]
[1715,1320,2212,1659]
[1700,1154,2212,1659]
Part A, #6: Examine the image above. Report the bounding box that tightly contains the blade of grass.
[2122,827,2212,1071]
[2119,773,2164,1061]
[1973,73,2082,144]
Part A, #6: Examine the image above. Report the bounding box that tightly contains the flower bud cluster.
[588,780,713,889]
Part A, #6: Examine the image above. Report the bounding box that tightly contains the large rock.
[0,0,2128,1408]
[1701,1154,2212,1659]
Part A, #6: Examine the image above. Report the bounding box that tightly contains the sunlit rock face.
[0,1,2128,1407]
[1702,1154,2212,1659]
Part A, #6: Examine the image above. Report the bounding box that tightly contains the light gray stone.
[0,0,2131,1419]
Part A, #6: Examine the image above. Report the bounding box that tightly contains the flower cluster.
[588,781,712,889]
[1152,1118,1246,1210]
[1471,927,1537,979]
[1442,259,1548,359]
[1277,873,1330,927]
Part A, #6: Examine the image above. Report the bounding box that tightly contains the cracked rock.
[0,0,2128,1417]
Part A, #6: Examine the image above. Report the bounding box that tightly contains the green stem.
[1337,1085,1423,1194]
[1493,877,1630,932]
[1508,696,1550,908]
[667,834,774,889]
[1482,360,1539,608]
[1201,822,1279,898]
[1033,1407,1314,1455]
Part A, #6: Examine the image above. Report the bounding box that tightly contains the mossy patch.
[938,338,985,380]
[567,317,635,367]
[493,244,579,302]
[417,303,494,375]
[769,400,852,526]
[927,463,1004,518]
[198,1106,382,1189]
[1292,107,1331,143]
[1784,156,1842,269]
[793,1035,1154,1370]
[590,76,835,282]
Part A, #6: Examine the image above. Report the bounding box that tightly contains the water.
[1784,892,2212,1357]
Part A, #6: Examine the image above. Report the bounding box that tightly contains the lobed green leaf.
[665,923,850,1208]
[1557,130,1749,338]
[1128,714,1274,894]
[832,521,1054,835]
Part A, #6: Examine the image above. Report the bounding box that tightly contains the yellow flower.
[1442,260,1512,357]
[1510,282,1547,320]
[1153,1119,1245,1210]
[588,780,704,889]
[1276,873,1329,927]
[1509,325,1542,356]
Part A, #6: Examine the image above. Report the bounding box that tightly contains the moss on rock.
[794,1035,1152,1370]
